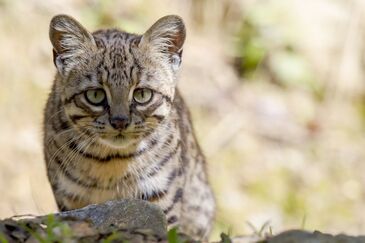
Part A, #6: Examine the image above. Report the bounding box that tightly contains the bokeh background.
[1,0,365,240]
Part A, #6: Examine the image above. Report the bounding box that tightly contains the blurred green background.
[1,0,365,240]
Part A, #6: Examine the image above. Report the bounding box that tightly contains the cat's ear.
[49,14,97,76]
[140,15,186,71]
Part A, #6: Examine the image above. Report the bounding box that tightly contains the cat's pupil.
[134,89,152,104]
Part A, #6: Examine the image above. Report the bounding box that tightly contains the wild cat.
[43,14,215,240]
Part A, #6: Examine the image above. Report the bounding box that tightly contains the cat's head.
[49,14,185,147]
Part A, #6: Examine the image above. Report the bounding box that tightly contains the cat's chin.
[98,136,137,149]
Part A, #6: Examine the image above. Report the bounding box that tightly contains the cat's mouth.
[97,132,140,149]
[99,136,132,148]
[114,134,125,140]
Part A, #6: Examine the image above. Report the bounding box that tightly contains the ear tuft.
[49,14,97,76]
[140,15,186,57]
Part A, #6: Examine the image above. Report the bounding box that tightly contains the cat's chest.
[51,127,182,206]
[58,151,179,204]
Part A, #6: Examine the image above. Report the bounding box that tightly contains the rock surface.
[57,199,167,236]
[233,230,365,243]
[0,199,168,242]
[1,200,365,242]
[265,230,365,243]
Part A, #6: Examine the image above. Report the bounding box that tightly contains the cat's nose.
[110,115,130,130]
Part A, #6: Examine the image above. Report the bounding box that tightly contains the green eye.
[133,88,153,104]
[85,89,106,105]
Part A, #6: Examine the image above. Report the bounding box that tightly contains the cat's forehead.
[90,29,138,85]
[87,28,174,92]
[93,29,139,62]
[93,29,138,47]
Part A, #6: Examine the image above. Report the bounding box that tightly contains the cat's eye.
[85,89,106,105]
[133,88,153,105]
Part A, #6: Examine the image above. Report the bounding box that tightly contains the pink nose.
[109,115,130,130]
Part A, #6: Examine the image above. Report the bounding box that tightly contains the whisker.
[45,108,66,125]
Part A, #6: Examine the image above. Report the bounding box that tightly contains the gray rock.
[265,230,365,243]
[57,199,167,236]
[231,230,365,243]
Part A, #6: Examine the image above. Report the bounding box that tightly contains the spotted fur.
[43,14,215,240]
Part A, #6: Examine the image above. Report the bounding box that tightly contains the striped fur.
[44,14,215,240]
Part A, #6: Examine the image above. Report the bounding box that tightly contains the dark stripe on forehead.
[129,66,135,81]
[128,40,134,55]
[123,51,127,62]
[121,45,127,61]
[96,60,105,79]
[112,53,124,69]
[104,64,110,84]
[129,43,142,72]
[123,70,128,80]
[94,36,106,49]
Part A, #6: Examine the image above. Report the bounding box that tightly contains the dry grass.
[1,0,365,241]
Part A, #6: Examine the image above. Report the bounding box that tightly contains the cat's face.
[49,15,185,147]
